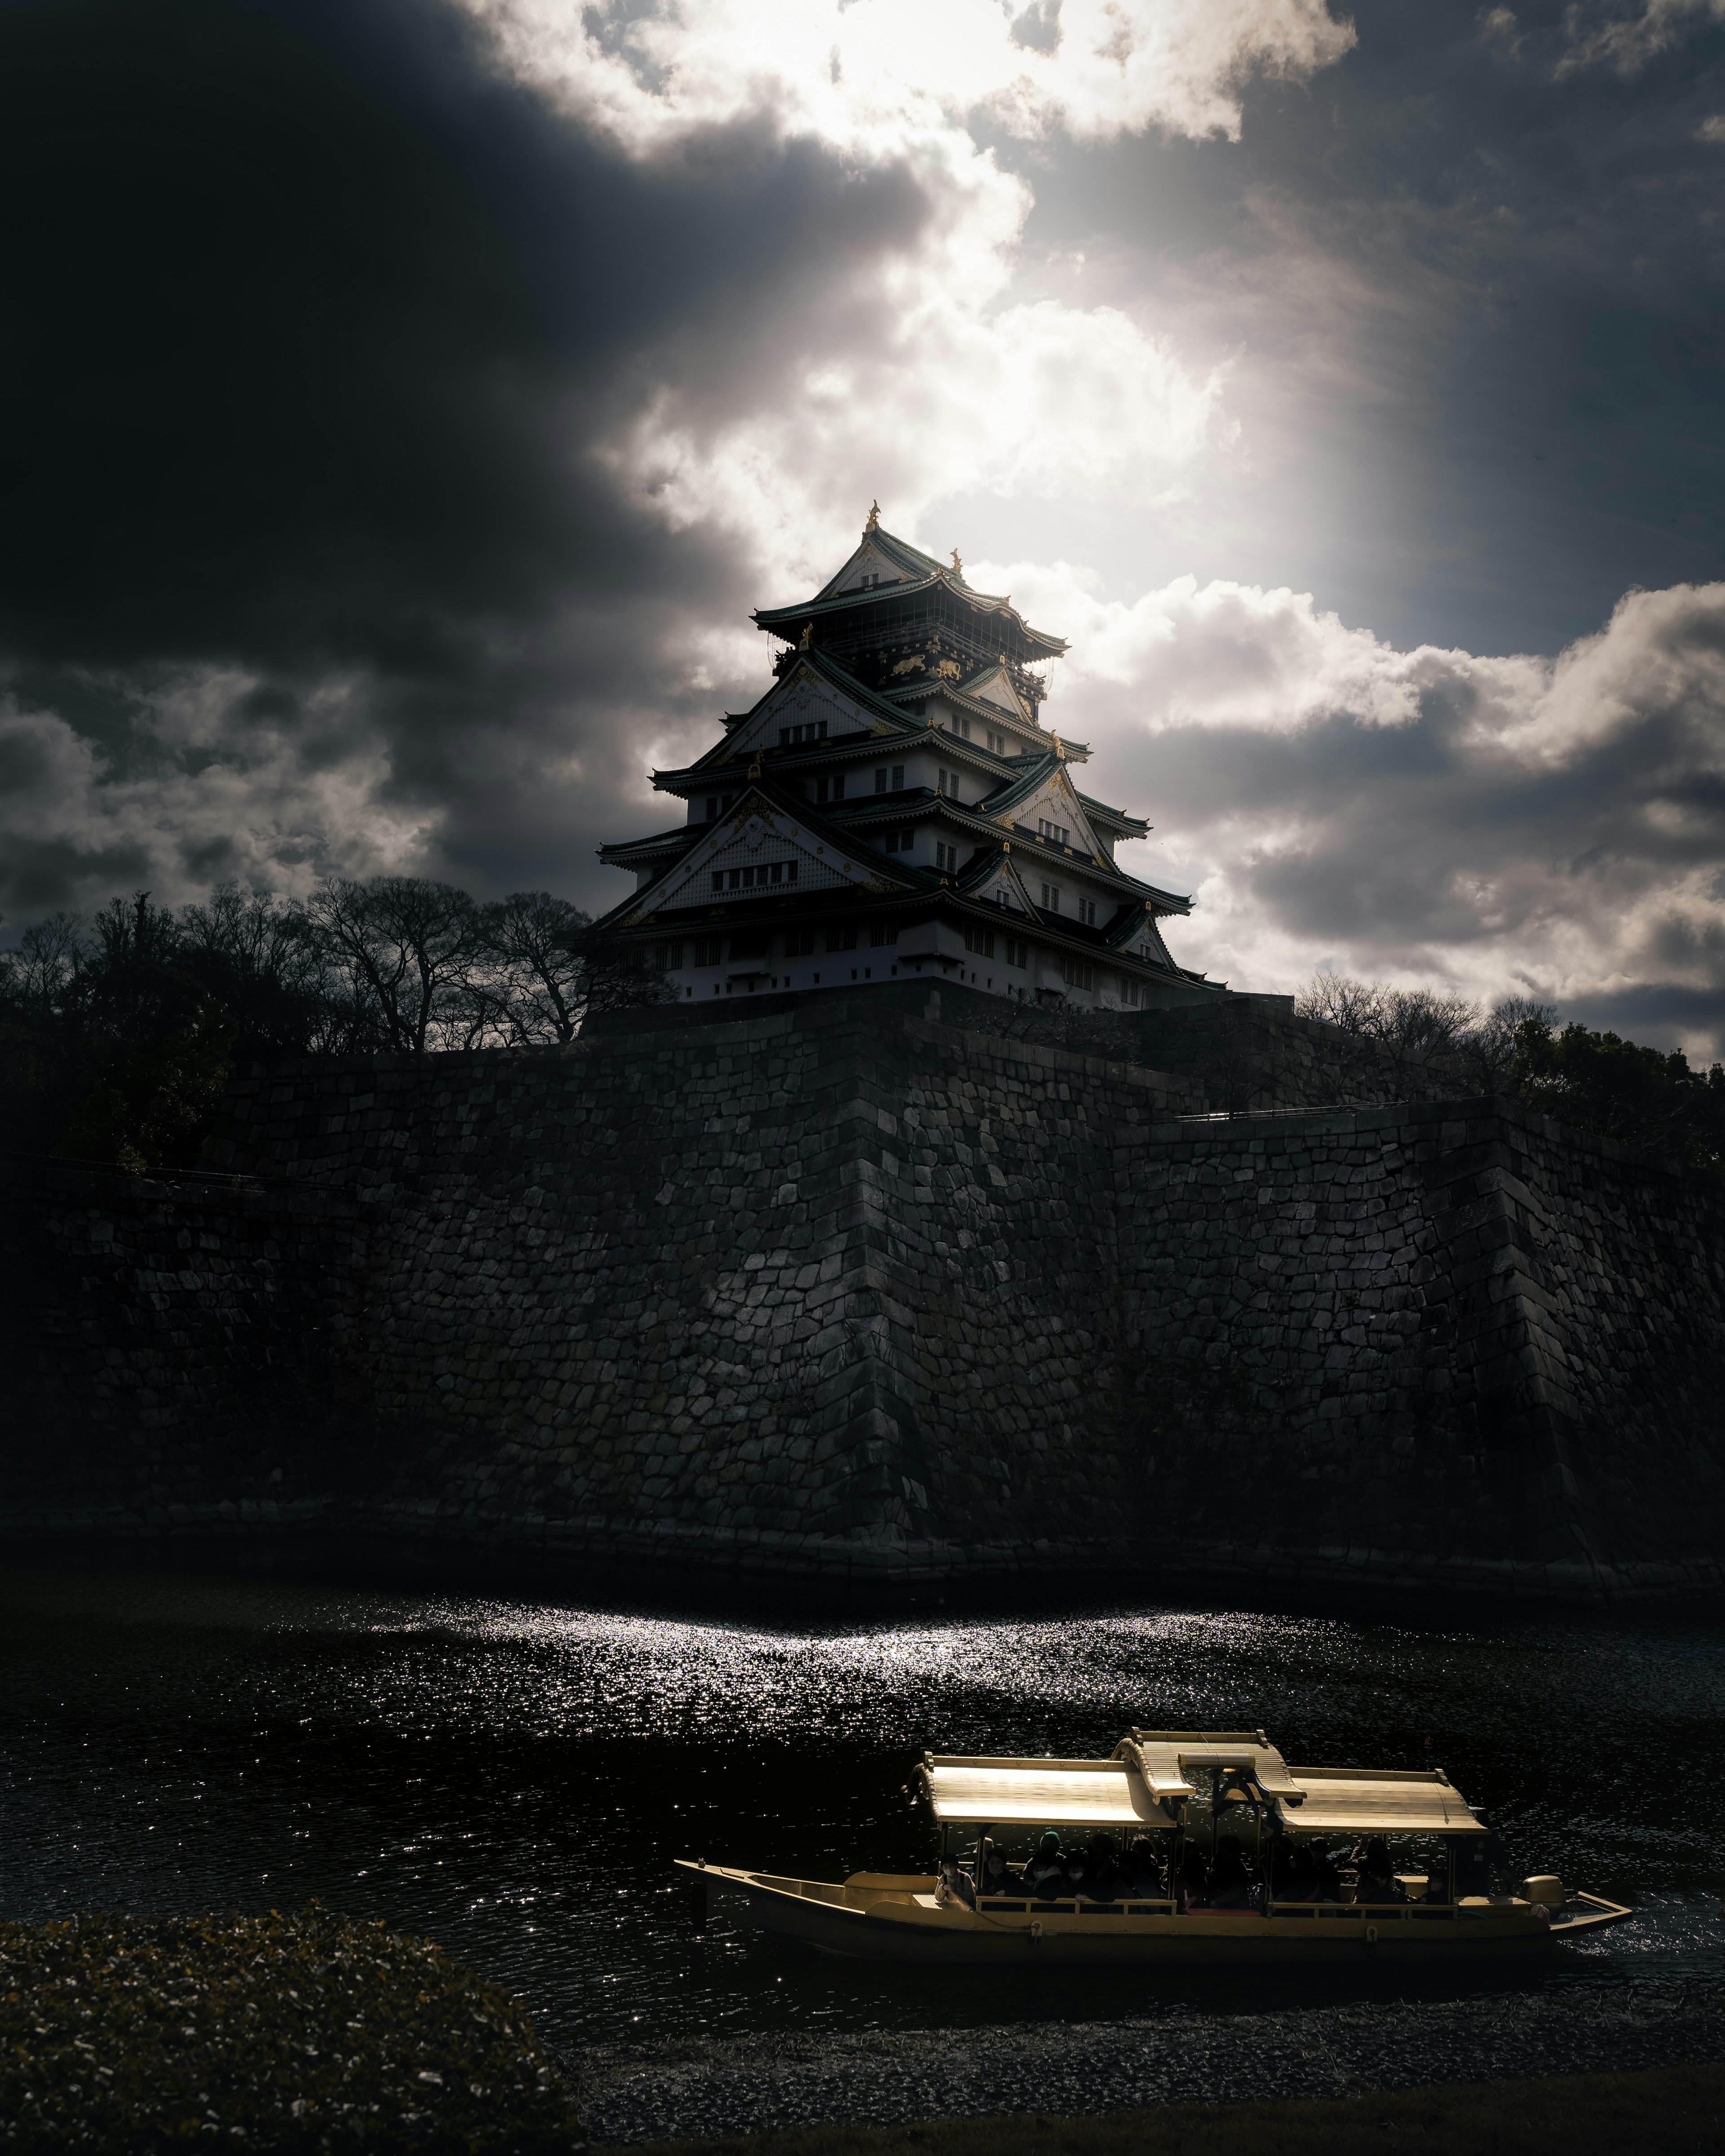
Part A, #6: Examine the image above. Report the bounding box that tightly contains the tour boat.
[676,1727,1631,1963]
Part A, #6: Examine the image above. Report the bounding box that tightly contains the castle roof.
[753,520,1067,660]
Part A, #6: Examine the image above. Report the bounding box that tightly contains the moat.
[4,1566,1723,2056]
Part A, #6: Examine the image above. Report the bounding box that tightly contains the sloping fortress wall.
[4,989,1723,1601]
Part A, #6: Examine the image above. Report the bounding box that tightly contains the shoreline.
[4,1505,1723,1612]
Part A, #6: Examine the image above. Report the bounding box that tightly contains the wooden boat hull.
[677,1863,1632,1965]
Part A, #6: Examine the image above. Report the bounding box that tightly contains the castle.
[595,511,1218,1010]
[5,528,1725,1606]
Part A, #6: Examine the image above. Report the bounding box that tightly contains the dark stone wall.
[3,989,1721,1599]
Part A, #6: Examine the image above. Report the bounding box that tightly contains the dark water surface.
[3,1566,1723,2050]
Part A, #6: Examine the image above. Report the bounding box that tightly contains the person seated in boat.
[1205,1834,1254,1910]
[1083,1833,1124,1902]
[1024,1831,1070,1898]
[937,1859,978,1910]
[1351,1835,1406,1905]
[978,1848,1016,1898]
[1310,1846,1343,1902]
[1063,1849,1097,1900]
[1120,1836,1165,1900]
[1177,1845,1210,1910]
[1274,1843,1317,1902]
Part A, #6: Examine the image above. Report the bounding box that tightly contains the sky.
[3,0,1725,1050]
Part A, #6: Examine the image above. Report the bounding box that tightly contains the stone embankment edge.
[5,1498,1721,1604]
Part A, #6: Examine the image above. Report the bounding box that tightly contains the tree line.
[0,878,668,1173]
[1296,974,1725,1170]
[3,882,1720,1175]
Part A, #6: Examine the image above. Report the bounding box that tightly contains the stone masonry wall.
[4,989,1722,1599]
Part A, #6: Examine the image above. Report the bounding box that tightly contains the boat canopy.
[1275,1768,1487,1838]
[1120,1729,1304,1805]
[918,1734,1487,1839]
[918,1755,1177,1829]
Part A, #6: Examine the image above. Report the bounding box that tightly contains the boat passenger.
[1453,1843,1492,1899]
[1274,1843,1316,1902]
[1064,1851,1093,1900]
[1177,1846,1210,1911]
[979,1850,1016,1898]
[1120,1836,1165,1900]
[1084,1834,1124,1902]
[937,1860,978,1910]
[1310,1846,1343,1903]
[1351,1836,1406,1905]
[1024,1831,1068,1896]
[1206,1835,1254,1910]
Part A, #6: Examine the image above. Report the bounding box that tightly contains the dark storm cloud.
[0,0,929,915]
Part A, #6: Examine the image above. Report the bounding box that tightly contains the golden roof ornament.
[1051,732,1066,761]
[950,548,963,575]
[748,747,764,780]
[799,621,812,649]
[865,499,880,531]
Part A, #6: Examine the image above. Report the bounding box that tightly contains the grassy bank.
[594,2060,1725,2156]
[0,1904,583,2152]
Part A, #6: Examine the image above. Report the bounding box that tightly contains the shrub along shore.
[0,1906,583,2152]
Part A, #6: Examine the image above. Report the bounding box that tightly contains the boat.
[676,1727,1631,1962]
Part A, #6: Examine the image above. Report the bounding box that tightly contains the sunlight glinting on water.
[3,1569,1723,2045]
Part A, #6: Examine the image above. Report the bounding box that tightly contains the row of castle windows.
[651,925,901,969]
[712,861,797,892]
[650,932,1142,1004]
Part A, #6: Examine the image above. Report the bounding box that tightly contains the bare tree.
[300,876,483,1055]
[474,892,593,1045]
[1297,974,1478,1053]
[0,910,88,1019]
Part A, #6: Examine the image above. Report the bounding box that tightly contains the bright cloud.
[469,0,1356,154]
[955,566,1725,1053]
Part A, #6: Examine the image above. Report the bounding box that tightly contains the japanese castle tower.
[596,511,1218,1010]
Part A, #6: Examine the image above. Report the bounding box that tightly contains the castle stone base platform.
[5,987,1723,1603]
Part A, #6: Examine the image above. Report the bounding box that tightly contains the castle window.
[936,842,957,872]
[937,768,960,799]
[1037,818,1070,846]
[1123,979,1142,1007]
[958,717,972,740]
[875,768,888,793]
[892,764,903,789]
[705,797,719,820]
[786,928,815,956]
[713,861,798,893]
[1040,883,1060,911]
[884,828,915,854]
[1005,938,1028,969]
[964,927,995,958]
[779,721,828,747]
[869,923,898,948]
[816,773,845,804]
[648,942,684,971]
[986,729,1006,754]
[827,927,858,952]
[1077,898,1097,927]
[693,937,722,966]
[1062,959,1095,991]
